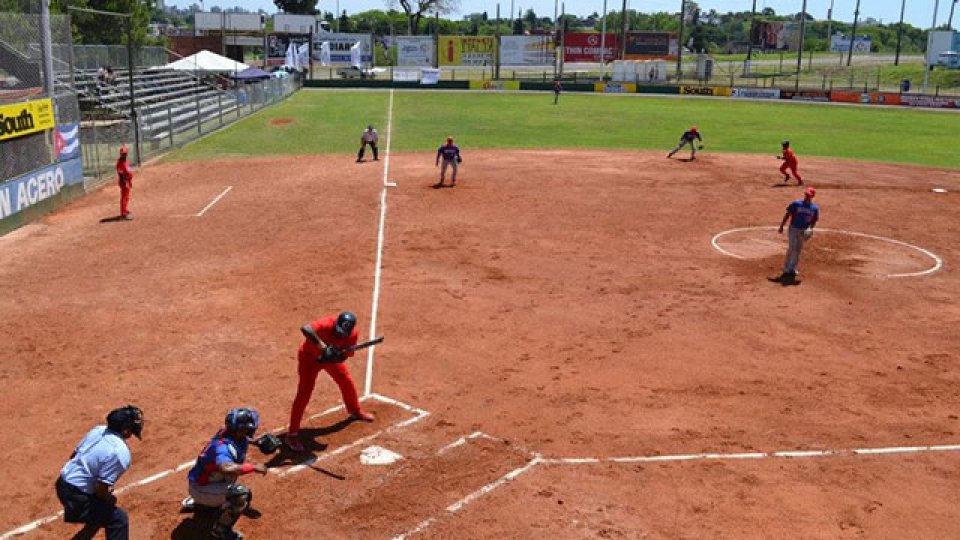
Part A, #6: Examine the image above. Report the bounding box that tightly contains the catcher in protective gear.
[184,407,269,540]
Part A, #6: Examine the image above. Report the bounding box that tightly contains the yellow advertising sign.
[0,98,55,141]
[679,86,731,97]
[438,36,497,66]
[594,82,637,93]
[469,80,521,91]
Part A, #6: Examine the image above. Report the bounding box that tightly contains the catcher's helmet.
[335,311,357,337]
[107,405,144,439]
[225,408,259,436]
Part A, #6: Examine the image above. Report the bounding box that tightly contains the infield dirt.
[2,150,959,539]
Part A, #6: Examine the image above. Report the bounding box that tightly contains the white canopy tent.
[161,50,250,73]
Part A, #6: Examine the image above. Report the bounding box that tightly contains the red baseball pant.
[288,351,362,434]
[780,161,802,182]
[120,185,131,217]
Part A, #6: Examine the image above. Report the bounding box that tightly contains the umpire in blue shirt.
[56,405,143,540]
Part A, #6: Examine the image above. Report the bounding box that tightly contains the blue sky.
[176,0,951,29]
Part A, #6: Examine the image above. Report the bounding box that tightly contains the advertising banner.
[468,80,521,91]
[731,87,781,99]
[420,68,440,85]
[0,98,55,142]
[563,33,619,63]
[438,36,496,66]
[780,90,830,102]
[623,32,678,60]
[750,21,799,51]
[900,95,958,109]
[500,35,555,66]
[830,35,871,53]
[680,86,731,97]
[831,91,901,105]
[266,34,310,66]
[0,157,82,220]
[396,36,434,67]
[594,82,636,93]
[313,33,373,64]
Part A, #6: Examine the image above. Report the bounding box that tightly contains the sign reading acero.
[0,98,56,141]
[0,158,83,220]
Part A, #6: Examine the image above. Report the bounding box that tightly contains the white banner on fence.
[393,69,420,82]
[500,35,554,66]
[311,33,372,64]
[830,35,871,54]
[420,68,440,85]
[731,87,782,99]
[397,36,435,67]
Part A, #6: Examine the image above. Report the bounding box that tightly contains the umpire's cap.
[107,405,144,439]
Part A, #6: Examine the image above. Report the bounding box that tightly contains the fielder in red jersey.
[777,140,803,185]
[285,311,374,452]
[115,146,133,219]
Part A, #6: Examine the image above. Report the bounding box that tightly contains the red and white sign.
[563,33,619,63]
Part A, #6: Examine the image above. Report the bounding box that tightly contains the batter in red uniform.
[777,140,803,185]
[285,311,374,452]
[115,146,133,220]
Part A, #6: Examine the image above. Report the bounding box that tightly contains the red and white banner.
[563,33,619,63]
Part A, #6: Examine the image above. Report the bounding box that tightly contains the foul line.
[195,186,233,217]
[393,441,960,539]
[0,393,424,540]
[364,89,395,397]
[710,226,943,278]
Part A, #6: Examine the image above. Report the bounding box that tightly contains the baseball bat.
[342,336,384,353]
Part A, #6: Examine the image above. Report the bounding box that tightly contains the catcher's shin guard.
[213,483,251,532]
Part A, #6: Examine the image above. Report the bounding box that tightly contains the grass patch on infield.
[168,89,958,168]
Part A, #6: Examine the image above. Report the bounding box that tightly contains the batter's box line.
[278,393,430,477]
[392,441,960,539]
[0,393,428,540]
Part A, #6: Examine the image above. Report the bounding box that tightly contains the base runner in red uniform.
[777,140,803,185]
[285,311,374,452]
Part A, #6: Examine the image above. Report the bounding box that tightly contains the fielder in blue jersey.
[775,187,819,283]
[435,136,462,188]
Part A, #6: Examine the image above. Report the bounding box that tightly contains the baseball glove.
[802,228,814,240]
[255,434,282,454]
[457,157,463,164]
[698,145,704,150]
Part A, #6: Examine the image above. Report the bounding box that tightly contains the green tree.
[273,0,317,16]
[388,0,459,35]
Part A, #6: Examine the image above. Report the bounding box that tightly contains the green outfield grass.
[169,89,959,168]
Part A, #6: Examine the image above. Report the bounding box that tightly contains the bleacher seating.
[73,67,240,142]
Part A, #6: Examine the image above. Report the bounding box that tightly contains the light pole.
[744,0,756,75]
[846,0,860,66]
[922,0,941,94]
[895,0,907,65]
[825,0,834,51]
[795,0,808,91]
[676,0,684,77]
[600,0,608,79]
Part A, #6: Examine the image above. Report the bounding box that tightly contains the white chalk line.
[278,393,429,477]
[194,186,232,217]
[364,88,395,398]
[0,394,425,539]
[392,441,960,539]
[711,226,943,278]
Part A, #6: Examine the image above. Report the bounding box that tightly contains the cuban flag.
[55,122,80,161]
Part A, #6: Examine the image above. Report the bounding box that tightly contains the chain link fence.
[0,0,79,184]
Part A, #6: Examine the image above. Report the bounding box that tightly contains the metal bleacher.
[74,67,240,142]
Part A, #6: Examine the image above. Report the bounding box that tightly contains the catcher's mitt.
[255,434,282,454]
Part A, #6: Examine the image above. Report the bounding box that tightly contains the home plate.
[932,188,948,193]
[361,445,403,465]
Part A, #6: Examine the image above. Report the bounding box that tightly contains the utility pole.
[895,0,907,65]
[923,0,941,94]
[846,0,860,66]
[553,0,559,78]
[795,0,808,90]
[744,0,756,75]
[949,0,958,29]
[600,0,608,79]
[825,0,834,51]
[495,3,501,79]
[676,0,685,77]
[620,0,628,61]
